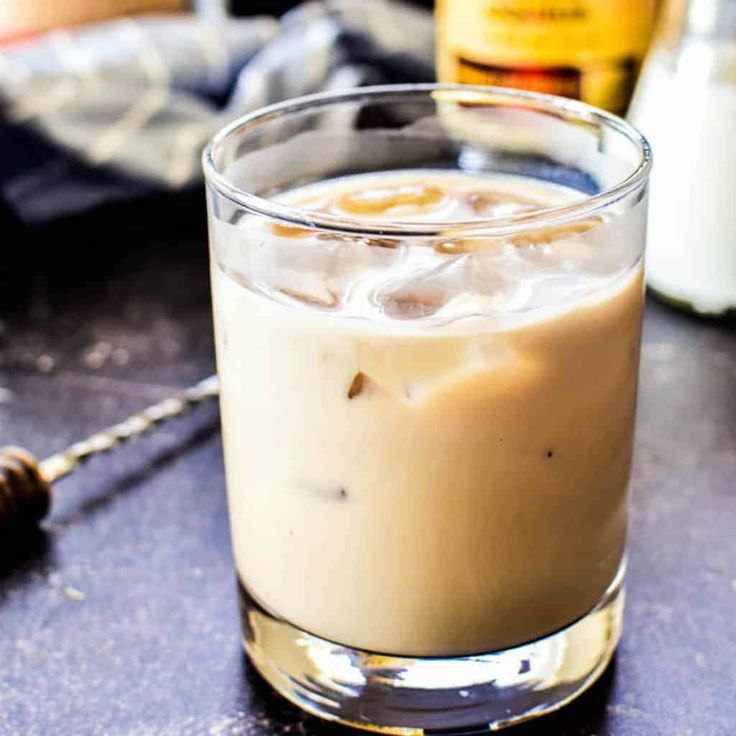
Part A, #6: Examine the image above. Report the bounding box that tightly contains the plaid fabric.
[0,0,433,223]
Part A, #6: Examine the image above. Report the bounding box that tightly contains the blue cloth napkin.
[0,0,433,223]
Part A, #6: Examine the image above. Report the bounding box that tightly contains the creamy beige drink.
[212,171,643,657]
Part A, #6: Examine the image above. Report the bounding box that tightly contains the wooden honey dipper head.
[0,375,219,534]
[0,447,51,531]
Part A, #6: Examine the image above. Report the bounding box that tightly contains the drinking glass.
[203,84,650,733]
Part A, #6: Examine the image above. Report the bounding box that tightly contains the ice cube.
[372,253,532,321]
[522,272,603,311]
[513,217,626,277]
[444,254,532,314]
[256,232,405,311]
[464,190,540,217]
[276,280,340,309]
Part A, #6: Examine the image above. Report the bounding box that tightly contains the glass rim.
[202,83,651,238]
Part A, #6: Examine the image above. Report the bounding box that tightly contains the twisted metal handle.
[0,375,219,531]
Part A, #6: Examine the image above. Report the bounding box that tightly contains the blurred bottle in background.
[436,0,658,115]
[0,0,190,45]
[630,0,736,316]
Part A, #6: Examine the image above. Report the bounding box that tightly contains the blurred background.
[3,0,735,318]
[0,0,436,316]
[5,0,735,319]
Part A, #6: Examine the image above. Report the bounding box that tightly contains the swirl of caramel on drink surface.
[464,190,540,215]
[435,217,603,254]
[336,184,445,216]
[268,181,598,253]
[270,223,314,238]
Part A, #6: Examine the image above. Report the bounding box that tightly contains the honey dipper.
[0,375,219,531]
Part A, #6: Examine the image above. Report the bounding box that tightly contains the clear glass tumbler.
[203,84,650,733]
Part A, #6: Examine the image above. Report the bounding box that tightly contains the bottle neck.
[678,0,736,36]
[655,0,736,43]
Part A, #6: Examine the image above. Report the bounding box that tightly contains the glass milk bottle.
[630,0,736,315]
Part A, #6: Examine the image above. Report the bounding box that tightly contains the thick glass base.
[240,566,624,734]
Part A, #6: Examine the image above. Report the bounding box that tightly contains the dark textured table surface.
[0,195,734,736]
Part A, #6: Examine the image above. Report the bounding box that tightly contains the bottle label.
[437,0,656,113]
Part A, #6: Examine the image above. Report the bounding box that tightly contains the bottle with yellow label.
[437,0,658,115]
